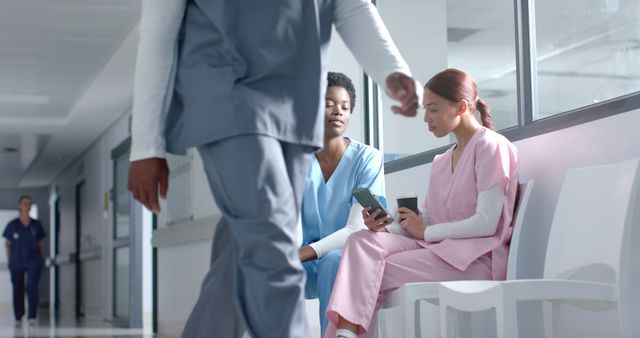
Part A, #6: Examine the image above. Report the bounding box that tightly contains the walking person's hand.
[128,158,169,213]
[386,72,419,117]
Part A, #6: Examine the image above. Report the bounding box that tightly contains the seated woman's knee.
[350,229,377,241]
[344,229,378,250]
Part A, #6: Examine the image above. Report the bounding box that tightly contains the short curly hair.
[327,71,356,112]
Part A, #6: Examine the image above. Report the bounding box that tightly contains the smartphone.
[352,188,394,222]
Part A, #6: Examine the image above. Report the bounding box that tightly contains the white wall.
[156,240,210,336]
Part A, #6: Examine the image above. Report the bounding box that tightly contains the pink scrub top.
[422,127,519,280]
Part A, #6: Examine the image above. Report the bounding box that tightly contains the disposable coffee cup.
[396,193,418,214]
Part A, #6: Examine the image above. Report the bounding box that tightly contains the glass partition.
[534,0,640,119]
[377,0,518,161]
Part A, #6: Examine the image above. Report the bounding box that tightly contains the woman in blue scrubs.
[298,72,386,336]
[3,195,46,326]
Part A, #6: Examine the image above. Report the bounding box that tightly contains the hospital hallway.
[0,307,151,338]
[1,0,639,337]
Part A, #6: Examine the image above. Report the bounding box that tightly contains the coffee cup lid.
[396,192,417,199]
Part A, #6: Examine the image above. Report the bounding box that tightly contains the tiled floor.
[0,309,152,338]
[0,302,323,338]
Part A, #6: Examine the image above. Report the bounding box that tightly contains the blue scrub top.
[3,218,46,270]
[301,139,386,246]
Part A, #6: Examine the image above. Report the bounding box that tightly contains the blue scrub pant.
[182,135,314,338]
[303,249,342,337]
[10,265,42,320]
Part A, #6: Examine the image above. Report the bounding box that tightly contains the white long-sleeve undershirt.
[130,0,419,162]
[130,0,185,161]
[308,203,366,258]
[385,185,504,242]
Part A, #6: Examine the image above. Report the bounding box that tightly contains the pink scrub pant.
[325,231,492,337]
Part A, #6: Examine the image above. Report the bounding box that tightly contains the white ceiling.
[0,0,141,188]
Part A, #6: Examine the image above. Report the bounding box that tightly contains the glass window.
[535,0,640,118]
[377,0,517,161]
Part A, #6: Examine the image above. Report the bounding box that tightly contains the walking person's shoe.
[28,318,36,327]
[15,319,22,327]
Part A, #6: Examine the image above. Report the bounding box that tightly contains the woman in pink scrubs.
[325,68,519,338]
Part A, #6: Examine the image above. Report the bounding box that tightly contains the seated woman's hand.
[362,207,391,232]
[398,207,426,239]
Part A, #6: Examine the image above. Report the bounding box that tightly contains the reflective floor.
[0,302,322,337]
[0,308,152,338]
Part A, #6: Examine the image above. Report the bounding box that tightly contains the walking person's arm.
[334,0,421,116]
[128,0,186,213]
[5,240,10,261]
[38,240,45,258]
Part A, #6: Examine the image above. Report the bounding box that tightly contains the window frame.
[364,0,640,174]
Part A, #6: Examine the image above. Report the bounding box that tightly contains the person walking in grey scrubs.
[127,0,420,337]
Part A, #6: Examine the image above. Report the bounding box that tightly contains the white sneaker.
[14,320,22,327]
[28,319,36,327]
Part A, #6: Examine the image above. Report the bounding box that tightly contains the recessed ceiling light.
[0,94,50,105]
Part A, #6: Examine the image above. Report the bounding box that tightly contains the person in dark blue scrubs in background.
[3,195,46,326]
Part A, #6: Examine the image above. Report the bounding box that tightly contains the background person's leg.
[182,217,245,338]
[316,249,342,337]
[193,135,313,338]
[10,268,26,321]
[26,264,42,319]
